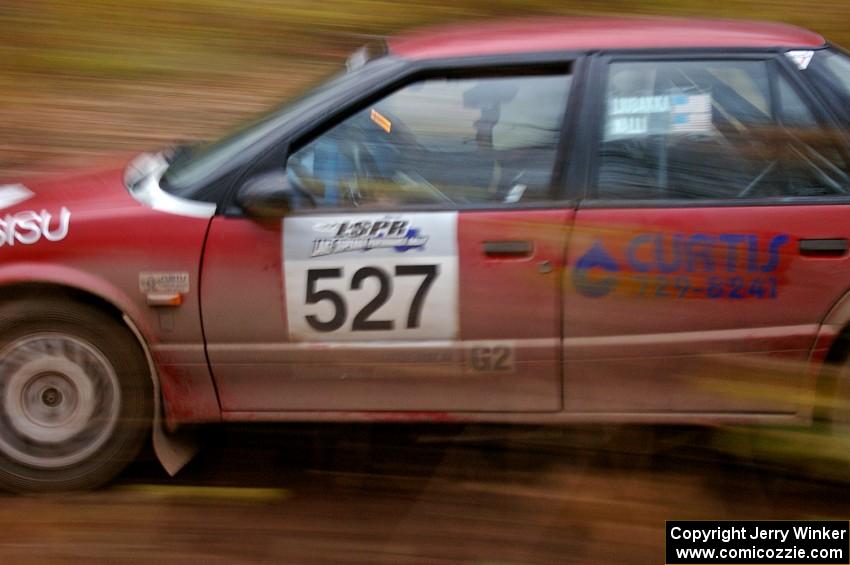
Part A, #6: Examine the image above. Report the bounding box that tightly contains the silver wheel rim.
[0,333,121,469]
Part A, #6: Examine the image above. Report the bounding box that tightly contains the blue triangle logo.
[572,240,620,298]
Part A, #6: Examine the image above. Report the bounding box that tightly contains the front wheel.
[0,298,152,493]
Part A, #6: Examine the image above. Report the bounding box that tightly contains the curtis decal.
[573,232,791,300]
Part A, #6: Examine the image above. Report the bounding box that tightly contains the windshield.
[160,44,388,197]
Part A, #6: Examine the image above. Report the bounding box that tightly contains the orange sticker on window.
[370,109,392,133]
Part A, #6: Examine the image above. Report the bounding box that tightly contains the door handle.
[482,240,534,257]
[799,238,848,255]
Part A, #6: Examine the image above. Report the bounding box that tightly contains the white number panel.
[283,212,459,342]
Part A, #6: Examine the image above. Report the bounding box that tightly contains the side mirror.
[236,171,314,218]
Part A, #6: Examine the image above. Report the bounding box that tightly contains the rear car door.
[201,61,578,414]
[563,52,850,414]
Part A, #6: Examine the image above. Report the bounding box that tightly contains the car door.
[563,53,850,414]
[201,62,578,414]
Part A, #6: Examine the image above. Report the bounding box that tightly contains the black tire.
[0,297,152,493]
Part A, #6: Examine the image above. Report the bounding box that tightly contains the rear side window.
[811,48,850,125]
[595,59,850,200]
[817,49,850,97]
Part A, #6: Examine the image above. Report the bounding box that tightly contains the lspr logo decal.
[573,233,791,300]
[311,218,428,257]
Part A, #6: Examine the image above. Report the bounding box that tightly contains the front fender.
[0,261,154,338]
[0,262,208,474]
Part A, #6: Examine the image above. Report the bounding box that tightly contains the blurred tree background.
[1,0,848,177]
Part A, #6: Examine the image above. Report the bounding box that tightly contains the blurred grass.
[2,0,849,81]
[0,0,849,176]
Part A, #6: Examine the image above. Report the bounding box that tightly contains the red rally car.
[3,16,850,492]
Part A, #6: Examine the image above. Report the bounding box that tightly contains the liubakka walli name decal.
[572,232,791,299]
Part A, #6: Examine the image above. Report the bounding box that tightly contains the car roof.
[387,17,826,60]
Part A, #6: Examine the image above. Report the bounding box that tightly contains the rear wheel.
[0,298,151,493]
[826,338,850,428]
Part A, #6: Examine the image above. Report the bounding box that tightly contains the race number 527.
[284,212,459,342]
[304,265,438,332]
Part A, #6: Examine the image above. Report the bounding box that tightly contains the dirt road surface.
[0,424,845,564]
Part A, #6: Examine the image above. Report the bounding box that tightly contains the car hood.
[0,152,216,219]
[0,161,136,217]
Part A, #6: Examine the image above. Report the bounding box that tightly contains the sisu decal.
[284,213,458,342]
[0,207,71,247]
[572,232,791,299]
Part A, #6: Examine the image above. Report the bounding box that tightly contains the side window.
[596,60,850,200]
[776,74,850,196]
[286,73,571,208]
[812,49,850,125]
